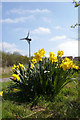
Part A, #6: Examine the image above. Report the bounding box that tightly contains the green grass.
[0,73,12,78]
[1,77,80,119]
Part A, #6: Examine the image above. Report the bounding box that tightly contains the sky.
[0,1,79,57]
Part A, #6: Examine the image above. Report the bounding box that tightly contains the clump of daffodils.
[11,63,25,82]
[10,48,79,101]
[12,63,24,72]
[31,49,79,71]
[60,57,79,71]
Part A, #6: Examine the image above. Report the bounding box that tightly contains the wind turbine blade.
[27,31,29,38]
[20,38,25,40]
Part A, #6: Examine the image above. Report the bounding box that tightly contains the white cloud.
[0,15,34,23]
[0,42,27,55]
[32,27,51,34]
[7,8,50,14]
[50,35,67,41]
[58,40,78,57]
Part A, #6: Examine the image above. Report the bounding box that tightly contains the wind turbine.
[20,31,32,80]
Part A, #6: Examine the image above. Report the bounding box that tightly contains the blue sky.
[0,2,79,57]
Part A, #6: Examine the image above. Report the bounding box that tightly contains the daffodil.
[38,48,46,57]
[75,66,79,70]
[49,52,55,58]
[49,51,57,63]
[62,57,70,62]
[12,64,17,71]
[12,74,20,81]
[34,52,42,62]
[13,88,19,92]
[52,56,58,63]
[69,61,73,68]
[32,58,37,64]
[57,50,64,58]
[13,64,17,68]
[33,48,46,62]
[0,91,3,96]
[12,67,15,72]
[16,65,19,70]
[72,64,79,69]
[49,56,58,63]
[60,61,71,71]
[19,63,23,69]
[30,63,34,69]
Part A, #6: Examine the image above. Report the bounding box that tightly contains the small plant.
[10,48,79,102]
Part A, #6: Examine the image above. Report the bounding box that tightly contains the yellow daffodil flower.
[12,64,17,71]
[19,63,23,69]
[30,63,34,69]
[60,61,71,71]
[57,50,64,58]
[32,58,37,64]
[16,65,19,70]
[62,57,70,62]
[33,48,46,62]
[49,52,55,58]
[13,88,19,92]
[38,48,46,57]
[13,64,17,68]
[12,74,20,81]
[34,52,42,62]
[72,64,79,69]
[49,55,58,63]
[12,67,15,72]
[0,91,3,96]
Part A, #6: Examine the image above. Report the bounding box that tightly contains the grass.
[0,66,12,78]
[0,73,12,78]
[1,75,80,119]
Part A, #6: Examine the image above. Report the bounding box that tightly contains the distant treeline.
[0,51,31,67]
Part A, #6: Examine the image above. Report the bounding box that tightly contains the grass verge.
[0,73,12,78]
[1,78,80,119]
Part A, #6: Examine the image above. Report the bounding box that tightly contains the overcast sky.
[0,1,79,57]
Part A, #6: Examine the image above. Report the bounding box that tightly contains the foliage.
[71,0,80,28]
[10,48,79,104]
[0,51,29,67]
[73,0,80,7]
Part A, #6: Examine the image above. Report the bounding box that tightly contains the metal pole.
[29,42,30,80]
[29,42,30,58]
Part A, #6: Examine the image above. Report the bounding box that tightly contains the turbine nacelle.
[20,31,32,44]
